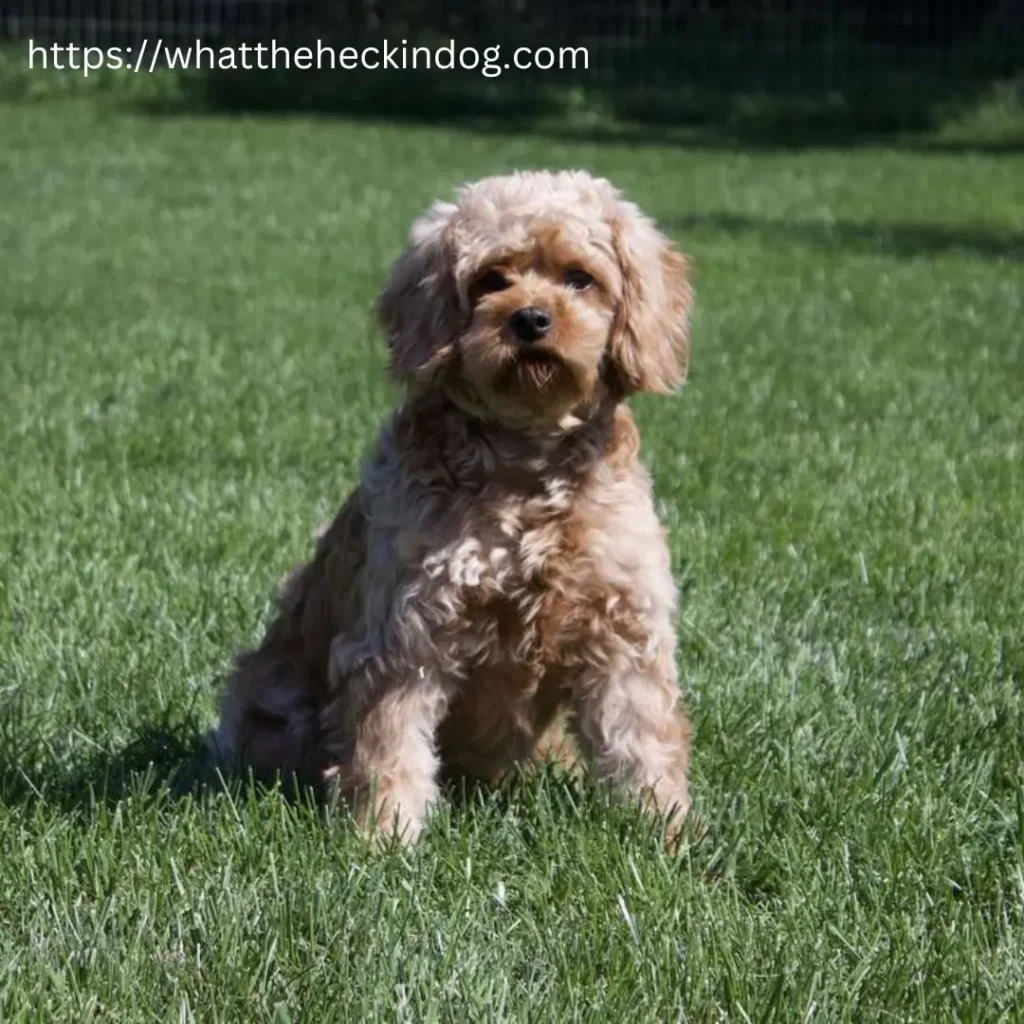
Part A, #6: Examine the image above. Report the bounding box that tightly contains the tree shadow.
[475,123,1024,155]
[884,137,1024,155]
[663,211,1024,262]
[5,0,1023,151]
[120,23,1024,156]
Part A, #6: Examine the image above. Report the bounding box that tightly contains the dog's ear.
[608,203,692,395]
[376,201,462,386]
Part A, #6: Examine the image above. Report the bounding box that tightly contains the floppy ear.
[609,203,692,395]
[376,201,462,386]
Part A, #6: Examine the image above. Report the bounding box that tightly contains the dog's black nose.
[508,306,552,342]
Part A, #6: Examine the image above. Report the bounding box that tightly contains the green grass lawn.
[1,91,1023,1021]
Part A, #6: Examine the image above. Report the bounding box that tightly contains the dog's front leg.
[322,655,454,846]
[572,649,692,839]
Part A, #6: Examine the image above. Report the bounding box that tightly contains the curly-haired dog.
[210,169,695,844]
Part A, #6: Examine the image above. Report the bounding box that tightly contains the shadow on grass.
[0,724,707,854]
[0,715,215,814]
[0,722,733,887]
[663,211,1024,262]
[120,46,1024,155]
[0,715,579,824]
[2,0,1023,152]
[2,39,1021,153]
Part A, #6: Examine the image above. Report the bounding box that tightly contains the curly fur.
[210,170,695,844]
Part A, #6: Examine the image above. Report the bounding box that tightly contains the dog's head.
[377,170,692,431]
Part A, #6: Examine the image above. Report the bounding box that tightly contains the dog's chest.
[421,484,614,671]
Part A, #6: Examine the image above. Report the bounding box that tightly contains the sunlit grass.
[1,94,1022,1020]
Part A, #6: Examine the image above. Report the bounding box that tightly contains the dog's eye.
[473,269,511,297]
[564,268,594,291]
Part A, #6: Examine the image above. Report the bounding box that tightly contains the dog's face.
[377,171,692,431]
[454,223,619,428]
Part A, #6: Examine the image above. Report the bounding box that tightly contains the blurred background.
[3,0,1023,141]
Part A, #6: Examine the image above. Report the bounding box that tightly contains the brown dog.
[210,170,695,844]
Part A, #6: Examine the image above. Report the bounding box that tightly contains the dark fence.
[4,1,1023,136]
[5,2,1023,59]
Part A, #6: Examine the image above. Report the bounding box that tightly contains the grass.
[1,85,1023,1022]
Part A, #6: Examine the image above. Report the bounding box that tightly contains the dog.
[209,169,695,845]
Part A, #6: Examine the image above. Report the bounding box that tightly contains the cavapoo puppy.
[210,169,695,845]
